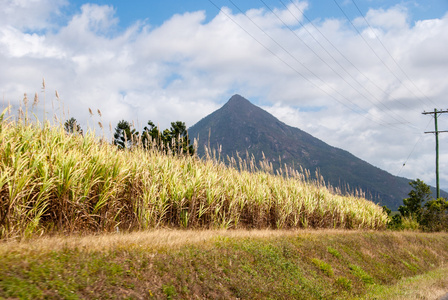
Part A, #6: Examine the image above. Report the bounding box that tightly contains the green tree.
[64,117,83,135]
[141,120,162,150]
[420,197,448,231]
[382,205,391,216]
[167,121,194,155]
[383,205,404,230]
[389,179,448,231]
[113,120,139,149]
[398,179,432,223]
[141,120,194,155]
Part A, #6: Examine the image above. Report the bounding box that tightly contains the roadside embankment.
[1,230,447,299]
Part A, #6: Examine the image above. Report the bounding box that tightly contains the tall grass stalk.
[0,105,388,239]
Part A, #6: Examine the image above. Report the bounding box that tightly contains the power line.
[259,0,415,129]
[209,0,404,129]
[333,0,434,111]
[396,118,433,177]
[284,0,422,129]
[351,0,440,108]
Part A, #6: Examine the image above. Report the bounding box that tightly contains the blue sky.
[1,0,448,191]
[66,0,448,28]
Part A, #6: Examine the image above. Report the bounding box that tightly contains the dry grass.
[0,228,356,254]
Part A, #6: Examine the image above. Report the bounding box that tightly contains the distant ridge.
[188,95,447,210]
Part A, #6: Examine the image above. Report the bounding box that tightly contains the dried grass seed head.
[33,93,39,107]
[23,93,28,106]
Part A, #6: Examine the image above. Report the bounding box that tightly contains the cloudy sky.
[1,0,448,191]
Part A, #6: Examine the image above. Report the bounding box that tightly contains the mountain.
[188,94,446,210]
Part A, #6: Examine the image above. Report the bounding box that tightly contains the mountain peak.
[223,94,266,119]
[228,94,247,102]
[226,94,252,107]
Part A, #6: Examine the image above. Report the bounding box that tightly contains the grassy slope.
[1,230,448,299]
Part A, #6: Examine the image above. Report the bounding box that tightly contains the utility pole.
[422,109,448,199]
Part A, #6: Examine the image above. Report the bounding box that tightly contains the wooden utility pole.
[422,109,448,199]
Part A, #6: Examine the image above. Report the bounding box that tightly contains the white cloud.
[355,5,409,31]
[0,0,447,189]
[0,26,64,58]
[0,0,68,30]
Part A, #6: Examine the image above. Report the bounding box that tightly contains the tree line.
[64,117,194,155]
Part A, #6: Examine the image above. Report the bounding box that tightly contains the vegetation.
[398,179,432,223]
[0,105,387,239]
[141,120,194,155]
[385,179,448,231]
[112,119,194,155]
[63,117,83,135]
[113,119,139,149]
[1,230,447,299]
[420,197,448,231]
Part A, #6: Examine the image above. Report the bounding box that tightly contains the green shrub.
[327,246,342,259]
[312,258,334,277]
[162,284,177,299]
[401,216,420,231]
[336,276,352,290]
[349,264,374,285]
